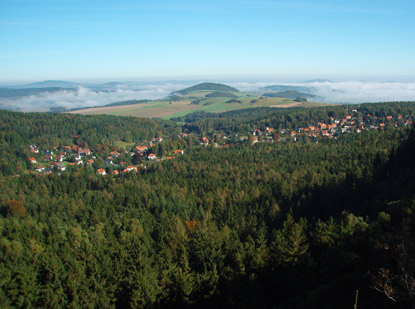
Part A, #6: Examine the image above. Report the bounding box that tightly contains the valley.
[69,82,329,119]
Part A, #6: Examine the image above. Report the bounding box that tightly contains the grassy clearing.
[71,94,329,119]
[114,141,135,149]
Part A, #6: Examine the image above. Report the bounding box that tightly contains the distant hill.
[87,82,129,91]
[14,80,81,89]
[302,79,332,83]
[0,87,76,98]
[173,82,239,95]
[10,80,131,91]
[102,82,123,87]
[263,90,317,99]
[262,85,313,94]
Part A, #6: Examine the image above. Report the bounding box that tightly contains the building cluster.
[27,111,413,176]
[250,111,413,142]
[28,136,184,176]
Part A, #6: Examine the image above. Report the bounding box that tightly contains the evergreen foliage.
[173,83,239,95]
[0,102,414,307]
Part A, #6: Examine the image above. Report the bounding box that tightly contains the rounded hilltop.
[172,82,239,95]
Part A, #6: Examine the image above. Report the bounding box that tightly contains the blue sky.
[1,0,415,82]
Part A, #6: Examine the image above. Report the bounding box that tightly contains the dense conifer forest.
[0,102,415,308]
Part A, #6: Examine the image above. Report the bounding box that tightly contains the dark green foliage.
[0,110,180,176]
[0,87,76,98]
[263,90,316,99]
[262,85,313,93]
[0,103,414,307]
[102,99,150,108]
[205,91,238,98]
[179,102,415,135]
[190,99,203,105]
[173,82,239,95]
[166,95,183,101]
[225,99,242,104]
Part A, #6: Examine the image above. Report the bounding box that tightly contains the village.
[27,110,413,177]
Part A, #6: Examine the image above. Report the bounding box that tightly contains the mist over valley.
[1,79,414,113]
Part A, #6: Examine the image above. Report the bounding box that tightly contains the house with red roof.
[29,158,37,164]
[135,145,148,153]
[110,151,120,157]
[78,148,90,156]
[201,137,209,145]
[29,145,39,153]
[148,153,157,160]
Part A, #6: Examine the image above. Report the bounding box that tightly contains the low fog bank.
[229,81,415,103]
[0,82,189,112]
[1,80,414,112]
[299,81,415,104]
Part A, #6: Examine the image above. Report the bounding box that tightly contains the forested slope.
[0,111,177,175]
[0,121,414,307]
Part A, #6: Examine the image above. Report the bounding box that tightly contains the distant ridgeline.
[262,84,314,93]
[262,90,317,99]
[172,82,240,95]
[261,85,321,101]
[0,87,76,98]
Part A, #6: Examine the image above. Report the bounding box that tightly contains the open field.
[114,140,136,149]
[70,95,329,119]
[69,100,199,118]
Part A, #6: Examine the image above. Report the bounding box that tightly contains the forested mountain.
[175,101,415,135]
[173,83,239,95]
[262,84,313,93]
[12,80,82,89]
[0,87,76,98]
[0,102,414,308]
[263,90,317,99]
[0,111,177,176]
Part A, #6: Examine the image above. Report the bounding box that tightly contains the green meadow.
[71,83,329,119]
